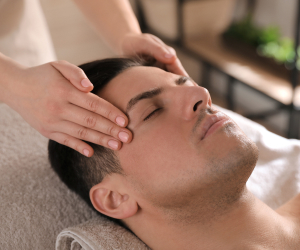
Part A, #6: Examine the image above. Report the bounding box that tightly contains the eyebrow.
[126,76,191,113]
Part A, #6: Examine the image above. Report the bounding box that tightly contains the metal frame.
[136,0,300,138]
[287,0,300,138]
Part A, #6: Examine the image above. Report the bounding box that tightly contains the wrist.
[0,55,27,105]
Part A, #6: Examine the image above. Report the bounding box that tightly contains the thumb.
[51,60,94,93]
[145,35,188,76]
[147,35,177,64]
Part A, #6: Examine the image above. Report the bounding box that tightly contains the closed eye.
[144,108,162,121]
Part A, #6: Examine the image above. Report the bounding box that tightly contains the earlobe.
[90,183,138,219]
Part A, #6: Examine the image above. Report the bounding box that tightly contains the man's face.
[99,66,258,212]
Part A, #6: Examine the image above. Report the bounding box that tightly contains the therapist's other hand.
[120,33,189,77]
[6,60,132,156]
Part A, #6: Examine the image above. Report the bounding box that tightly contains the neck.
[127,188,299,250]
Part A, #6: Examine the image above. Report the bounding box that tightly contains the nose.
[177,86,212,121]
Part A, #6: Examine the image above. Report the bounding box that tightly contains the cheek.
[119,119,196,184]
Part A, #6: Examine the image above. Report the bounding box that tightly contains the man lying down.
[48,58,300,250]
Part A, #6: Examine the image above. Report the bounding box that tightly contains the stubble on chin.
[161,122,259,226]
[195,122,259,223]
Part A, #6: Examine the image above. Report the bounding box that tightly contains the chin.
[202,122,258,195]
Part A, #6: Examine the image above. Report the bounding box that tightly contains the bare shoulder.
[276,194,300,222]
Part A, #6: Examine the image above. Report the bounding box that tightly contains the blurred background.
[38,0,300,137]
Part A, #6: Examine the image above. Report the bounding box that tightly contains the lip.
[199,112,229,140]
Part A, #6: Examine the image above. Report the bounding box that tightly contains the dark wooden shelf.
[184,35,300,106]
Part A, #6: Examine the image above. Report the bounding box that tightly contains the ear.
[90,177,138,219]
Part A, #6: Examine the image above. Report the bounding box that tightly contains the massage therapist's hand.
[0,59,132,157]
[120,33,189,76]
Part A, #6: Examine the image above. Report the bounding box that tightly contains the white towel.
[218,106,300,209]
[56,217,149,250]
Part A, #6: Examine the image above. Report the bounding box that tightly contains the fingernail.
[116,116,126,126]
[118,132,129,142]
[83,149,90,157]
[164,53,174,59]
[108,140,119,150]
[81,78,93,88]
[164,47,176,58]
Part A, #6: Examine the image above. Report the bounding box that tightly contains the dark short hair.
[48,57,155,219]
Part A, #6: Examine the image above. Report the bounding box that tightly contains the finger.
[146,35,188,76]
[165,58,189,77]
[50,132,95,157]
[61,103,132,143]
[150,35,175,49]
[68,91,129,127]
[54,121,124,151]
[51,60,94,93]
[137,34,177,64]
[146,35,188,75]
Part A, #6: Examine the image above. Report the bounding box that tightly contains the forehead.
[98,66,177,112]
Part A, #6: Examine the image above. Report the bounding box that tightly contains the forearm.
[73,0,141,55]
[0,53,25,105]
